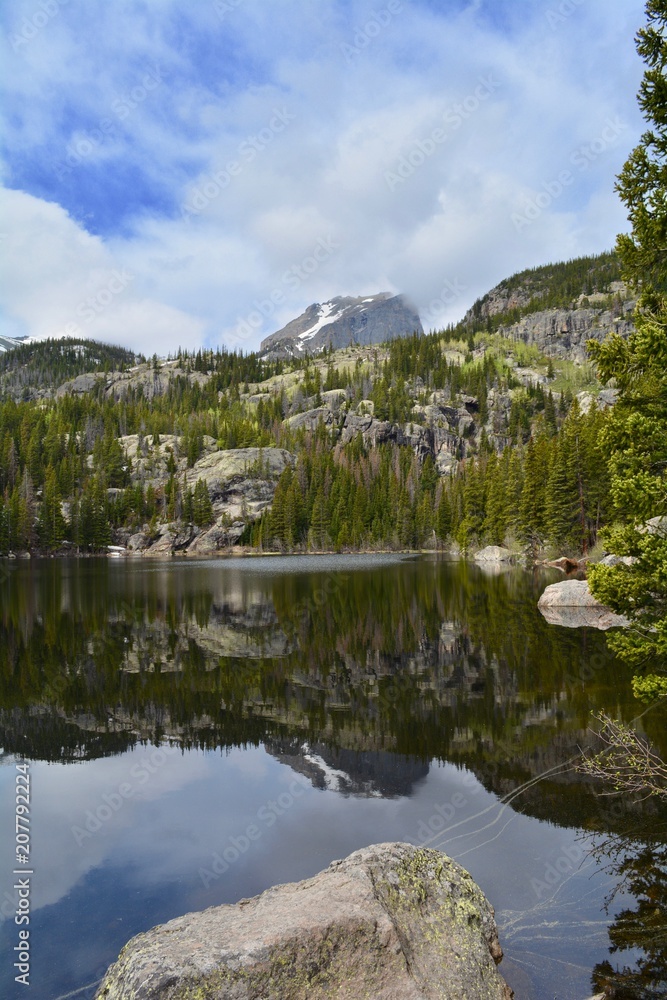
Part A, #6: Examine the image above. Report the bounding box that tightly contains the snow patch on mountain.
[297,302,346,347]
[0,335,28,353]
[260,292,423,358]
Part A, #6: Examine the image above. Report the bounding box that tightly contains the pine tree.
[519,436,548,548]
[463,462,485,541]
[545,437,577,551]
[436,487,451,544]
[27,426,43,487]
[0,494,9,554]
[396,487,413,548]
[38,466,66,550]
[505,448,523,539]
[269,467,292,547]
[309,488,329,550]
[17,469,36,549]
[615,0,667,290]
[416,493,434,545]
[193,478,214,527]
[183,485,194,524]
[483,452,508,545]
[544,391,558,435]
[92,477,111,549]
[587,0,667,711]
[76,476,110,550]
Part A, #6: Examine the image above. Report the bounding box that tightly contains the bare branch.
[577,711,667,798]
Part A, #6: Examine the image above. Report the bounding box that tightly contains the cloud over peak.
[0,0,645,354]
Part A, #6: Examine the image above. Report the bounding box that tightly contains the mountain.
[0,335,28,353]
[265,738,430,798]
[260,292,423,358]
[0,336,141,400]
[460,252,634,362]
[0,249,637,559]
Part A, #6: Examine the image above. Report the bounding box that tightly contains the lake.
[0,554,665,1000]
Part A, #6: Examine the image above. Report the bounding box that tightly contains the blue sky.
[0,0,646,355]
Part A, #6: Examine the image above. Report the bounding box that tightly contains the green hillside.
[0,337,141,398]
[0,253,633,558]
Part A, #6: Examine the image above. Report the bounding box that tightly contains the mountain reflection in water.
[0,554,665,999]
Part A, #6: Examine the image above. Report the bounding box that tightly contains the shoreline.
[0,545,581,571]
[1,545,448,561]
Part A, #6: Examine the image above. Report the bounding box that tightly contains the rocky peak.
[260,292,423,358]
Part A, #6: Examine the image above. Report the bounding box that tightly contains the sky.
[0,0,646,357]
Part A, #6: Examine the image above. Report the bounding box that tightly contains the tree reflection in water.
[1,555,666,994]
[590,818,667,999]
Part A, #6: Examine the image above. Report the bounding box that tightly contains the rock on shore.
[538,579,629,630]
[95,842,513,1000]
[474,545,514,563]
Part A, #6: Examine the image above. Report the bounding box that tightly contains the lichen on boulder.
[95,843,512,1000]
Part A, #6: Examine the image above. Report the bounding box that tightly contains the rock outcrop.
[186,447,293,493]
[495,306,634,363]
[463,263,635,363]
[537,579,629,630]
[56,360,211,401]
[598,554,636,568]
[96,843,512,1000]
[261,293,423,358]
[116,445,295,556]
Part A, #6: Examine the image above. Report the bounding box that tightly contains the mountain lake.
[0,554,665,1000]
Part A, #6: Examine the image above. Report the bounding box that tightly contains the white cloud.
[0,746,210,918]
[0,188,204,355]
[0,0,646,355]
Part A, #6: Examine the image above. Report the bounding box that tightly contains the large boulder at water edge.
[96,843,513,1000]
[538,579,629,630]
[474,545,514,563]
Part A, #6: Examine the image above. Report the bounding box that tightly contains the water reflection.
[588,820,667,999]
[1,557,664,819]
[0,554,666,999]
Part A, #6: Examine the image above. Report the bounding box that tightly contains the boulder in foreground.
[538,579,629,630]
[96,842,512,1000]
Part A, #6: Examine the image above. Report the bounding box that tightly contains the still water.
[0,555,665,999]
